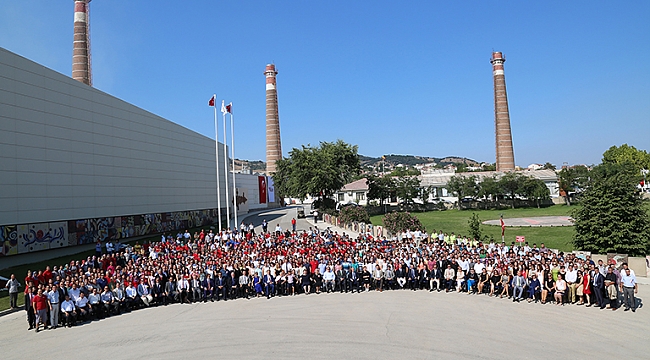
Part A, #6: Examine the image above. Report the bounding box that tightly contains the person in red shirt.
[32,289,48,332]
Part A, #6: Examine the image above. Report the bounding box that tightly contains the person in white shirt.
[46,284,61,329]
[125,284,139,309]
[68,284,81,302]
[323,267,335,293]
[564,264,579,303]
[60,295,77,327]
[75,292,89,321]
[88,288,103,319]
[101,286,118,316]
[620,268,638,312]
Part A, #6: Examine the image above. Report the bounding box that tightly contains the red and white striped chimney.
[72,0,92,86]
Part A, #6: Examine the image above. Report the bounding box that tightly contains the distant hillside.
[238,154,480,173]
[360,154,479,167]
[234,159,266,172]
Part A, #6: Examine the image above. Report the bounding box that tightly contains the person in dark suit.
[190,275,202,303]
[429,265,442,292]
[347,267,360,293]
[336,268,346,293]
[164,277,178,304]
[418,268,428,290]
[408,265,418,291]
[151,277,164,305]
[592,269,605,309]
[228,272,239,300]
[216,272,227,301]
[263,271,275,299]
[202,274,214,302]
[395,266,406,289]
[25,286,36,330]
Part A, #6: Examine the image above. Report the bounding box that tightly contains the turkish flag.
[208,95,215,107]
[500,217,505,237]
[259,176,267,203]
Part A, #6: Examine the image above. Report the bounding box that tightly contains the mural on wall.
[0,225,18,256]
[2,208,218,257]
[14,222,68,254]
[236,188,249,215]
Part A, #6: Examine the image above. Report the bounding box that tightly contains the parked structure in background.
[265,64,282,175]
[491,51,515,172]
[72,0,92,85]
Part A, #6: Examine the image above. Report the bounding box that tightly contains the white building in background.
[333,178,369,206]
[419,169,560,203]
[330,169,560,207]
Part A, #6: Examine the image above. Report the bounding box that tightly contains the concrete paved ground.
[483,216,574,227]
[1,287,648,359]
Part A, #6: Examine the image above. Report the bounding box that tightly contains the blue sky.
[1,1,649,167]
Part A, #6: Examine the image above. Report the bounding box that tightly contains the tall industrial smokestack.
[490,51,515,171]
[72,0,92,85]
[264,64,282,174]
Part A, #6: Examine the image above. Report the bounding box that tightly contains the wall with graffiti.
[0,209,218,257]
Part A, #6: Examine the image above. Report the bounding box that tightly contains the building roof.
[340,178,369,192]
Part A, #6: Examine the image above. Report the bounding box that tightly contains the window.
[356,192,365,201]
[338,193,345,202]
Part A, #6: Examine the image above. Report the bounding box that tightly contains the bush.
[339,206,370,224]
[383,211,426,234]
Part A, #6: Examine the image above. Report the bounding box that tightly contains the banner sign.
[606,253,628,270]
[267,176,275,203]
[516,236,525,243]
[258,176,267,204]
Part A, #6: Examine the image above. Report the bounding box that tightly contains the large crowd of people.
[11,221,640,332]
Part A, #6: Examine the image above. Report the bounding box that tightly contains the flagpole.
[213,95,222,233]
[230,105,238,232]
[222,101,230,230]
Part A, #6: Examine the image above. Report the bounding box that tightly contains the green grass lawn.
[370,205,576,252]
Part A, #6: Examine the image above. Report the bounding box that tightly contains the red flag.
[500,217,505,237]
[258,176,267,204]
[226,103,232,113]
[208,95,215,107]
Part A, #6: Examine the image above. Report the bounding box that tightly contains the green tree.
[497,172,527,209]
[366,174,395,210]
[447,175,479,209]
[558,165,590,206]
[572,162,650,256]
[478,175,502,201]
[543,162,556,170]
[420,185,435,205]
[395,175,421,206]
[602,144,650,175]
[520,176,550,208]
[467,213,482,241]
[274,140,360,205]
